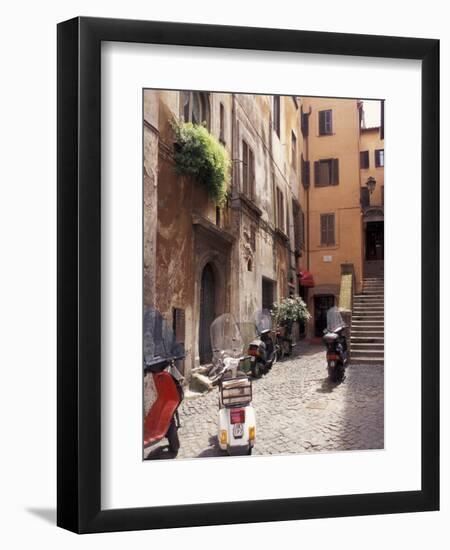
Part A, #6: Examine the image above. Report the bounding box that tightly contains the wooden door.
[314,295,335,337]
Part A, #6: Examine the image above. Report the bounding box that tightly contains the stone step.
[352,332,384,338]
[363,277,384,282]
[352,326,384,331]
[352,326,384,332]
[362,288,384,292]
[351,349,384,358]
[351,356,384,365]
[362,287,384,292]
[352,343,384,351]
[352,316,384,322]
[353,306,384,312]
[354,295,384,300]
[351,336,384,343]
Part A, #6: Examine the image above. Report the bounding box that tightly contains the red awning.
[299,270,315,287]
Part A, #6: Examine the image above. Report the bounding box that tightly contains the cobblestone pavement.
[144,343,384,460]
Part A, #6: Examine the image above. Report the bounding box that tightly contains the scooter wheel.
[166,419,180,454]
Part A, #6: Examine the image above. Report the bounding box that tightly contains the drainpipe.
[303,106,312,271]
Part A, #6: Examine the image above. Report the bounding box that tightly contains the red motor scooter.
[143,308,185,455]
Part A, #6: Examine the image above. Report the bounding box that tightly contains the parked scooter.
[322,306,348,383]
[210,313,256,455]
[143,308,185,455]
[247,309,279,378]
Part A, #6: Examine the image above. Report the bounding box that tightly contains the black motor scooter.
[247,309,280,378]
[322,306,348,383]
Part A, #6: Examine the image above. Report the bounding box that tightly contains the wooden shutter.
[360,151,369,169]
[249,148,255,199]
[320,214,327,245]
[301,112,309,137]
[328,214,335,244]
[321,214,335,245]
[319,111,325,135]
[242,141,248,195]
[325,110,332,134]
[332,159,339,185]
[319,110,332,135]
[314,161,320,186]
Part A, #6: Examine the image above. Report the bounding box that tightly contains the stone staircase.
[351,277,384,365]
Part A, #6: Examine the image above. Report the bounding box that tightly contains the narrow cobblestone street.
[144,342,384,460]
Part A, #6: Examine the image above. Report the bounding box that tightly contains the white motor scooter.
[210,314,256,455]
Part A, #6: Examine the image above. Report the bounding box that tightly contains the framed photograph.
[57,17,439,533]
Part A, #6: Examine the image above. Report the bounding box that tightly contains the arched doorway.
[199,263,215,363]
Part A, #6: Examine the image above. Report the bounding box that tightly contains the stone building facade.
[143,91,384,377]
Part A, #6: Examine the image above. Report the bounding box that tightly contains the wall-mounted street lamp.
[366,176,376,195]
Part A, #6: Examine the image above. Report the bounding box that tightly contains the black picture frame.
[57,16,439,534]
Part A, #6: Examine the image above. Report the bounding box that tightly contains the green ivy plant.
[171,119,231,206]
[271,296,311,325]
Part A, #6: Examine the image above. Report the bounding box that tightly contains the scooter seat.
[144,371,180,447]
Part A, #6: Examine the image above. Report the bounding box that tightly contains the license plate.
[329,361,336,367]
[233,423,244,438]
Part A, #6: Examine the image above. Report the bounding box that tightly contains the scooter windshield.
[255,309,272,333]
[326,306,345,333]
[143,307,184,367]
[210,313,244,359]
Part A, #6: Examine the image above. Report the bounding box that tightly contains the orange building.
[298,97,384,338]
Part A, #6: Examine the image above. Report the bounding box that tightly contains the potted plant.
[271,296,311,356]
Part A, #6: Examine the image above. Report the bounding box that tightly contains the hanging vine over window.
[171,119,231,206]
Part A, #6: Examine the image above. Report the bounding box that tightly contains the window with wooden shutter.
[301,109,309,137]
[276,187,285,232]
[273,96,281,137]
[291,131,297,170]
[318,109,333,135]
[314,159,339,186]
[249,147,255,199]
[360,150,369,169]
[301,155,310,188]
[320,213,335,246]
[262,278,275,311]
[219,102,225,144]
[242,140,249,196]
[332,158,339,185]
[242,140,255,199]
[375,149,384,167]
[182,92,210,129]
